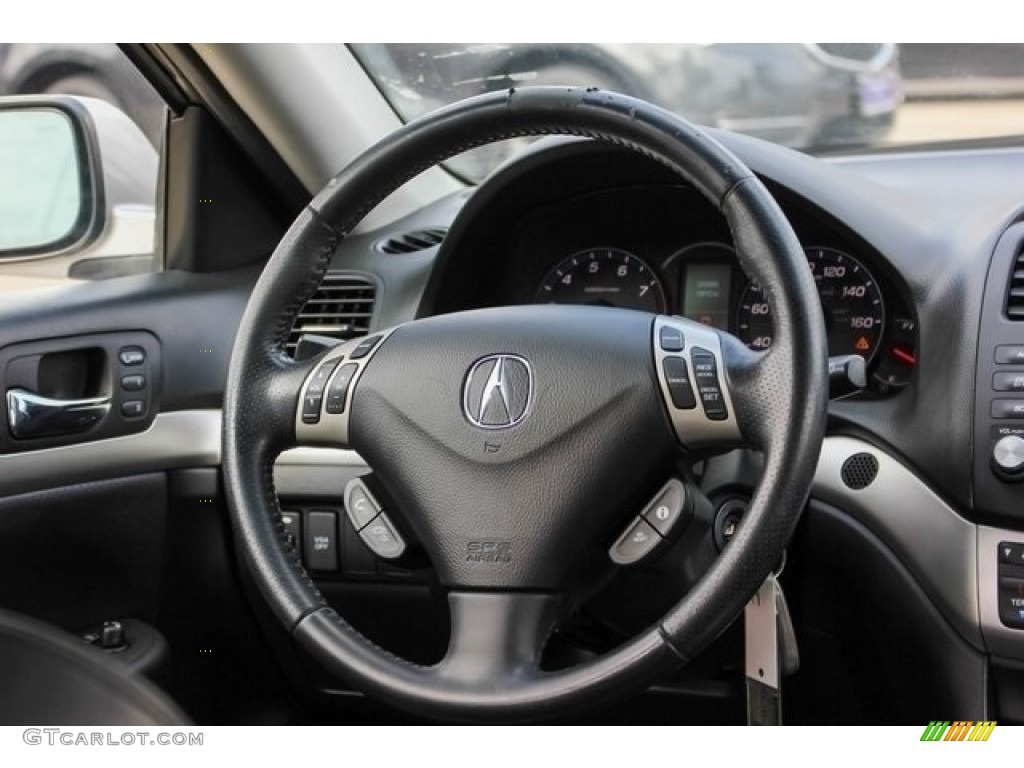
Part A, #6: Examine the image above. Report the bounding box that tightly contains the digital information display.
[683,263,732,330]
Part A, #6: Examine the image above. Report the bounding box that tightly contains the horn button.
[345,305,678,590]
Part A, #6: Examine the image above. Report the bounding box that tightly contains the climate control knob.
[993,435,1024,480]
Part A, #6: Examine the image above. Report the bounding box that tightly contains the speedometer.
[535,247,666,313]
[736,246,885,361]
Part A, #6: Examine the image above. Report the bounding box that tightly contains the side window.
[0,44,165,291]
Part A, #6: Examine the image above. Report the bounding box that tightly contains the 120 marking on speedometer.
[736,246,885,361]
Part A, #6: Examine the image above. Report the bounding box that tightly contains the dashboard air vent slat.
[286,273,376,356]
[1008,249,1024,320]
[376,228,447,254]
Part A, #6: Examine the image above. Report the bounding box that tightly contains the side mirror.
[0,101,96,253]
[0,96,157,282]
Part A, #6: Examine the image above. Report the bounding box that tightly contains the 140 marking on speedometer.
[737,246,885,361]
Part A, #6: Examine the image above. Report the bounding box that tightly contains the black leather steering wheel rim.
[222,87,828,722]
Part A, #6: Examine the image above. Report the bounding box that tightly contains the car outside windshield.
[350,43,1024,180]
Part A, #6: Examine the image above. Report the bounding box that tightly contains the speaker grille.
[841,453,879,490]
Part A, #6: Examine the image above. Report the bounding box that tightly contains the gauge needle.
[891,346,916,365]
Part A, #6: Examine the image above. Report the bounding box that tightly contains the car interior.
[1,42,1023,726]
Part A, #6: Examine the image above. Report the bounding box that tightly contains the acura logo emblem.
[462,355,533,429]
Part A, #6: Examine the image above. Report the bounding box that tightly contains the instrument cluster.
[532,238,915,394]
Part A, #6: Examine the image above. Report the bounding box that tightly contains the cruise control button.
[609,517,661,565]
[992,399,1024,419]
[996,346,1024,365]
[662,356,696,409]
[640,478,688,537]
[998,576,1024,629]
[994,372,1024,392]
[359,513,406,559]
[305,511,339,571]
[325,363,359,414]
[306,358,341,397]
[301,394,323,424]
[350,335,382,360]
[344,478,382,531]
[659,326,685,352]
[691,347,728,421]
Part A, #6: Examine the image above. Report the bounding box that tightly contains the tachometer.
[736,246,885,361]
[536,247,666,313]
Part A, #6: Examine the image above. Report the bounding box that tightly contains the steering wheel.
[222,87,828,723]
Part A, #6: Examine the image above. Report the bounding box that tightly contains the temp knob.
[993,435,1024,479]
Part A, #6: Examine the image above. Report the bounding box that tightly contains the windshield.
[351,43,1024,180]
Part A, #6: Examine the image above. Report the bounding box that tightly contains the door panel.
[0,473,165,628]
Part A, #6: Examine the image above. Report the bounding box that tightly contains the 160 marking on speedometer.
[737,246,885,361]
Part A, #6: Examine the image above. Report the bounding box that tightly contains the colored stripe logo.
[920,721,996,741]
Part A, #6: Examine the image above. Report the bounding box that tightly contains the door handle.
[6,388,111,439]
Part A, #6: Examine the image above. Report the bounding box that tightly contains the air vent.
[376,228,447,255]
[1007,248,1024,320]
[286,273,376,357]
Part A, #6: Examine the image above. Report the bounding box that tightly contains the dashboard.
[275,133,1024,720]
[426,142,917,397]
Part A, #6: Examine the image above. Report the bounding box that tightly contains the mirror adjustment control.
[344,478,382,531]
[359,513,406,559]
[609,517,661,565]
[640,478,688,537]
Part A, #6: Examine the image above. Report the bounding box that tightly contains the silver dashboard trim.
[0,410,222,498]
[6,409,1024,661]
[0,409,368,499]
[813,436,983,649]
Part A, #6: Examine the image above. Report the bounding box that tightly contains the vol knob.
[993,435,1024,480]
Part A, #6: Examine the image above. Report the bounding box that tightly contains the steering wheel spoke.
[652,316,746,450]
[435,591,560,687]
[294,330,393,449]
